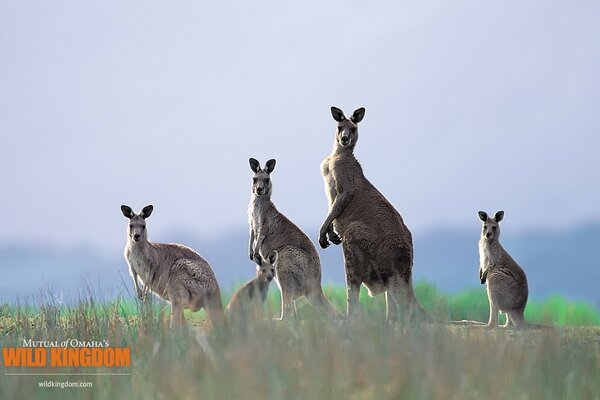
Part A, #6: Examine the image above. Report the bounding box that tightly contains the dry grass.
[1,292,599,400]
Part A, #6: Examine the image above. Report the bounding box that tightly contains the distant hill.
[1,224,599,305]
[0,245,124,304]
[413,223,600,304]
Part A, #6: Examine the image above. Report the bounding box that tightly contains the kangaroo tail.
[308,289,345,320]
[206,289,226,330]
[403,278,440,323]
[411,300,439,323]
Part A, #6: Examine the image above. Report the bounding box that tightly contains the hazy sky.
[1,1,599,253]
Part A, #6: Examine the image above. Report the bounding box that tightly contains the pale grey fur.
[121,205,224,328]
[248,158,343,320]
[319,106,430,322]
[477,210,532,329]
[226,250,277,320]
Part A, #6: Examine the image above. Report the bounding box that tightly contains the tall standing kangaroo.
[319,106,430,322]
[248,158,343,320]
[478,211,548,329]
[121,205,224,328]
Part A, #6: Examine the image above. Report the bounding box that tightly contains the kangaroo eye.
[492,226,497,231]
[252,178,257,183]
[129,225,133,229]
[265,178,270,184]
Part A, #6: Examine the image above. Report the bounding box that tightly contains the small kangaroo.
[121,205,224,328]
[248,158,343,320]
[478,210,545,329]
[319,106,430,322]
[226,250,277,320]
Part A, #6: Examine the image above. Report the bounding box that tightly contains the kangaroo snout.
[133,233,141,241]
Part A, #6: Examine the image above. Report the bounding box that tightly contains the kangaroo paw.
[328,231,342,245]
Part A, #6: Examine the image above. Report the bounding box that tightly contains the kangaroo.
[121,205,224,328]
[248,158,343,320]
[226,250,277,320]
[477,210,548,329]
[319,106,430,322]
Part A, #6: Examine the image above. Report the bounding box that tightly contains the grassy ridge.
[1,284,599,399]
[1,298,599,400]
[3,281,599,326]
[253,282,600,327]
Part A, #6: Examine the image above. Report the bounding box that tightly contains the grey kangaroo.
[478,211,549,329]
[226,250,277,320]
[319,106,430,322]
[248,158,343,320]
[121,205,224,328]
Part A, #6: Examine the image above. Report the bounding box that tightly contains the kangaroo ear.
[121,205,134,219]
[268,250,278,265]
[265,159,276,173]
[331,106,346,122]
[478,211,488,222]
[494,211,504,222]
[249,158,261,173]
[351,107,365,124]
[140,205,154,219]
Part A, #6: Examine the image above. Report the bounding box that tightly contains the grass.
[1,283,599,399]
[257,282,600,327]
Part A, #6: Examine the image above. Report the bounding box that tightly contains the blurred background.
[1,1,598,305]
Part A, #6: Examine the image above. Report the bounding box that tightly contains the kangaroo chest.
[479,241,502,272]
[321,156,338,207]
[250,200,281,248]
[250,202,262,226]
[479,243,489,271]
[132,258,151,282]
[250,200,272,228]
[127,246,154,284]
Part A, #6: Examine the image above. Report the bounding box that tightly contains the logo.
[2,339,130,368]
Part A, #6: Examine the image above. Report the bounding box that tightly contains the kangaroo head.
[330,106,365,150]
[478,210,504,241]
[249,158,276,198]
[121,204,153,242]
[256,250,277,282]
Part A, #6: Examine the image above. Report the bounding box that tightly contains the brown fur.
[226,251,276,321]
[121,205,224,329]
[476,211,550,329]
[319,107,430,322]
[248,158,343,320]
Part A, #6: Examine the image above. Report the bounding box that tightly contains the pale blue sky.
[1,1,599,254]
